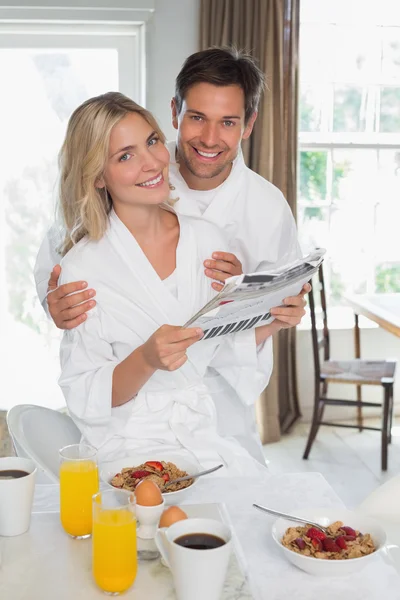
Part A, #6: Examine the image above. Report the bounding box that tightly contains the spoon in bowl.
[253,503,329,534]
[164,464,224,487]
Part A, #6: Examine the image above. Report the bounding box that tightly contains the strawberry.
[306,527,326,541]
[335,536,347,550]
[131,470,151,479]
[145,461,163,472]
[322,538,340,553]
[343,535,356,542]
[312,538,322,551]
[340,526,356,537]
[295,538,306,550]
[162,473,170,482]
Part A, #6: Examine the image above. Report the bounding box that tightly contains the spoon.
[164,463,224,487]
[253,503,329,534]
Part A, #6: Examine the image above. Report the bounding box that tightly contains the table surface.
[345,293,400,337]
[2,472,400,600]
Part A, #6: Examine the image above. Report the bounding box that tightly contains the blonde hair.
[58,91,166,256]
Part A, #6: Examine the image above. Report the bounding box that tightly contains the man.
[34,47,307,463]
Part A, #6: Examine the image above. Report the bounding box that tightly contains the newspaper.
[184,248,325,340]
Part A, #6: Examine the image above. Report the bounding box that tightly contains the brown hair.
[174,47,265,124]
[58,92,166,256]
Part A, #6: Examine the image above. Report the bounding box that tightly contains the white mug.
[155,518,232,600]
[0,457,37,536]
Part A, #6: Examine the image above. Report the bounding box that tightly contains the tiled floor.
[264,419,400,508]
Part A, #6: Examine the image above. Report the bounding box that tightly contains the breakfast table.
[1,470,399,600]
[345,293,400,340]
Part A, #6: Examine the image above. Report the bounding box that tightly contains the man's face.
[172,83,256,189]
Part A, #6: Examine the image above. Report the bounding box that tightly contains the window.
[298,0,400,308]
[0,21,144,411]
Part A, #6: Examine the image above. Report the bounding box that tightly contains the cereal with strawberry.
[110,460,194,493]
[282,521,376,560]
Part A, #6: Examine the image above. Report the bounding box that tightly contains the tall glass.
[92,489,137,595]
[59,443,99,539]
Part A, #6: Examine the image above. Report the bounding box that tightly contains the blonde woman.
[57,92,277,474]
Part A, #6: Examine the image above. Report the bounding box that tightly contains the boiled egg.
[159,506,188,528]
[135,479,163,506]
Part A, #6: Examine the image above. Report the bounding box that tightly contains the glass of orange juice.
[92,489,137,595]
[59,443,99,539]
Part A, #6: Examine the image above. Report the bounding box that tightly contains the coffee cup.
[0,456,37,536]
[155,518,231,600]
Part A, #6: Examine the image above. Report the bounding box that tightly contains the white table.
[2,472,400,600]
[345,293,400,339]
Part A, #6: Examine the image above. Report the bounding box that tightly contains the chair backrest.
[309,263,330,380]
[7,404,81,482]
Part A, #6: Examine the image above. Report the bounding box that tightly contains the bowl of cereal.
[99,454,201,504]
[272,508,386,576]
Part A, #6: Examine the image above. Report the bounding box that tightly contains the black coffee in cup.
[174,533,226,550]
[0,469,30,480]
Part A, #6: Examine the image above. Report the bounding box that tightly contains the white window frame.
[0,21,145,104]
[298,13,400,324]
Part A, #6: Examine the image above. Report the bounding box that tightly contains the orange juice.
[60,459,98,537]
[93,508,137,594]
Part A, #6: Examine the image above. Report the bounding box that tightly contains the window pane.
[328,150,378,297]
[299,24,333,82]
[299,151,328,203]
[333,85,368,132]
[375,263,400,292]
[381,27,400,81]
[0,48,119,411]
[299,85,326,132]
[328,203,373,297]
[301,0,378,26]
[375,150,400,266]
[332,26,380,83]
[297,205,330,253]
[379,86,400,131]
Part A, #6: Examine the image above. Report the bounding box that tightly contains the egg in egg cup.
[135,479,165,539]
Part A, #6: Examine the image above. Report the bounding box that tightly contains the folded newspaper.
[184,248,325,340]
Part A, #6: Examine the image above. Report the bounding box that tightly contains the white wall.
[146,0,200,140]
[297,326,400,423]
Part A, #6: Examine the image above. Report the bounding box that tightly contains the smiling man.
[167,49,302,281]
[34,47,306,465]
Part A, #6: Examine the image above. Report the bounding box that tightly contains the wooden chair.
[303,264,396,471]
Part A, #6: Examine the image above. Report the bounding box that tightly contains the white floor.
[263,418,400,509]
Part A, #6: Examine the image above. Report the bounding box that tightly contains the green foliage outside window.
[300,151,349,216]
[375,264,400,292]
[299,151,326,216]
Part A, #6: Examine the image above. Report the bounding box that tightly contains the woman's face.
[99,112,170,208]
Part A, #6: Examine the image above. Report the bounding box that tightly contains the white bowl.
[99,454,200,505]
[272,507,386,576]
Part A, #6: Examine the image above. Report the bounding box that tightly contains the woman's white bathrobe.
[58,209,268,474]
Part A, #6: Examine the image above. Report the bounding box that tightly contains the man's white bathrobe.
[58,209,268,474]
[167,142,301,457]
[35,142,301,464]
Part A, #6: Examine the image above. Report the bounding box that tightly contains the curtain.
[200,0,301,441]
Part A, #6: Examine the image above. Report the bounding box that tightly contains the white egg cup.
[136,499,165,539]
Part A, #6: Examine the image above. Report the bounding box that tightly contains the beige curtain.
[200,0,301,441]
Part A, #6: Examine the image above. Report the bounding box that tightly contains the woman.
[58,92,277,474]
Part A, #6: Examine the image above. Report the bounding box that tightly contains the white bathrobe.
[34,142,301,463]
[167,142,301,457]
[58,209,267,474]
